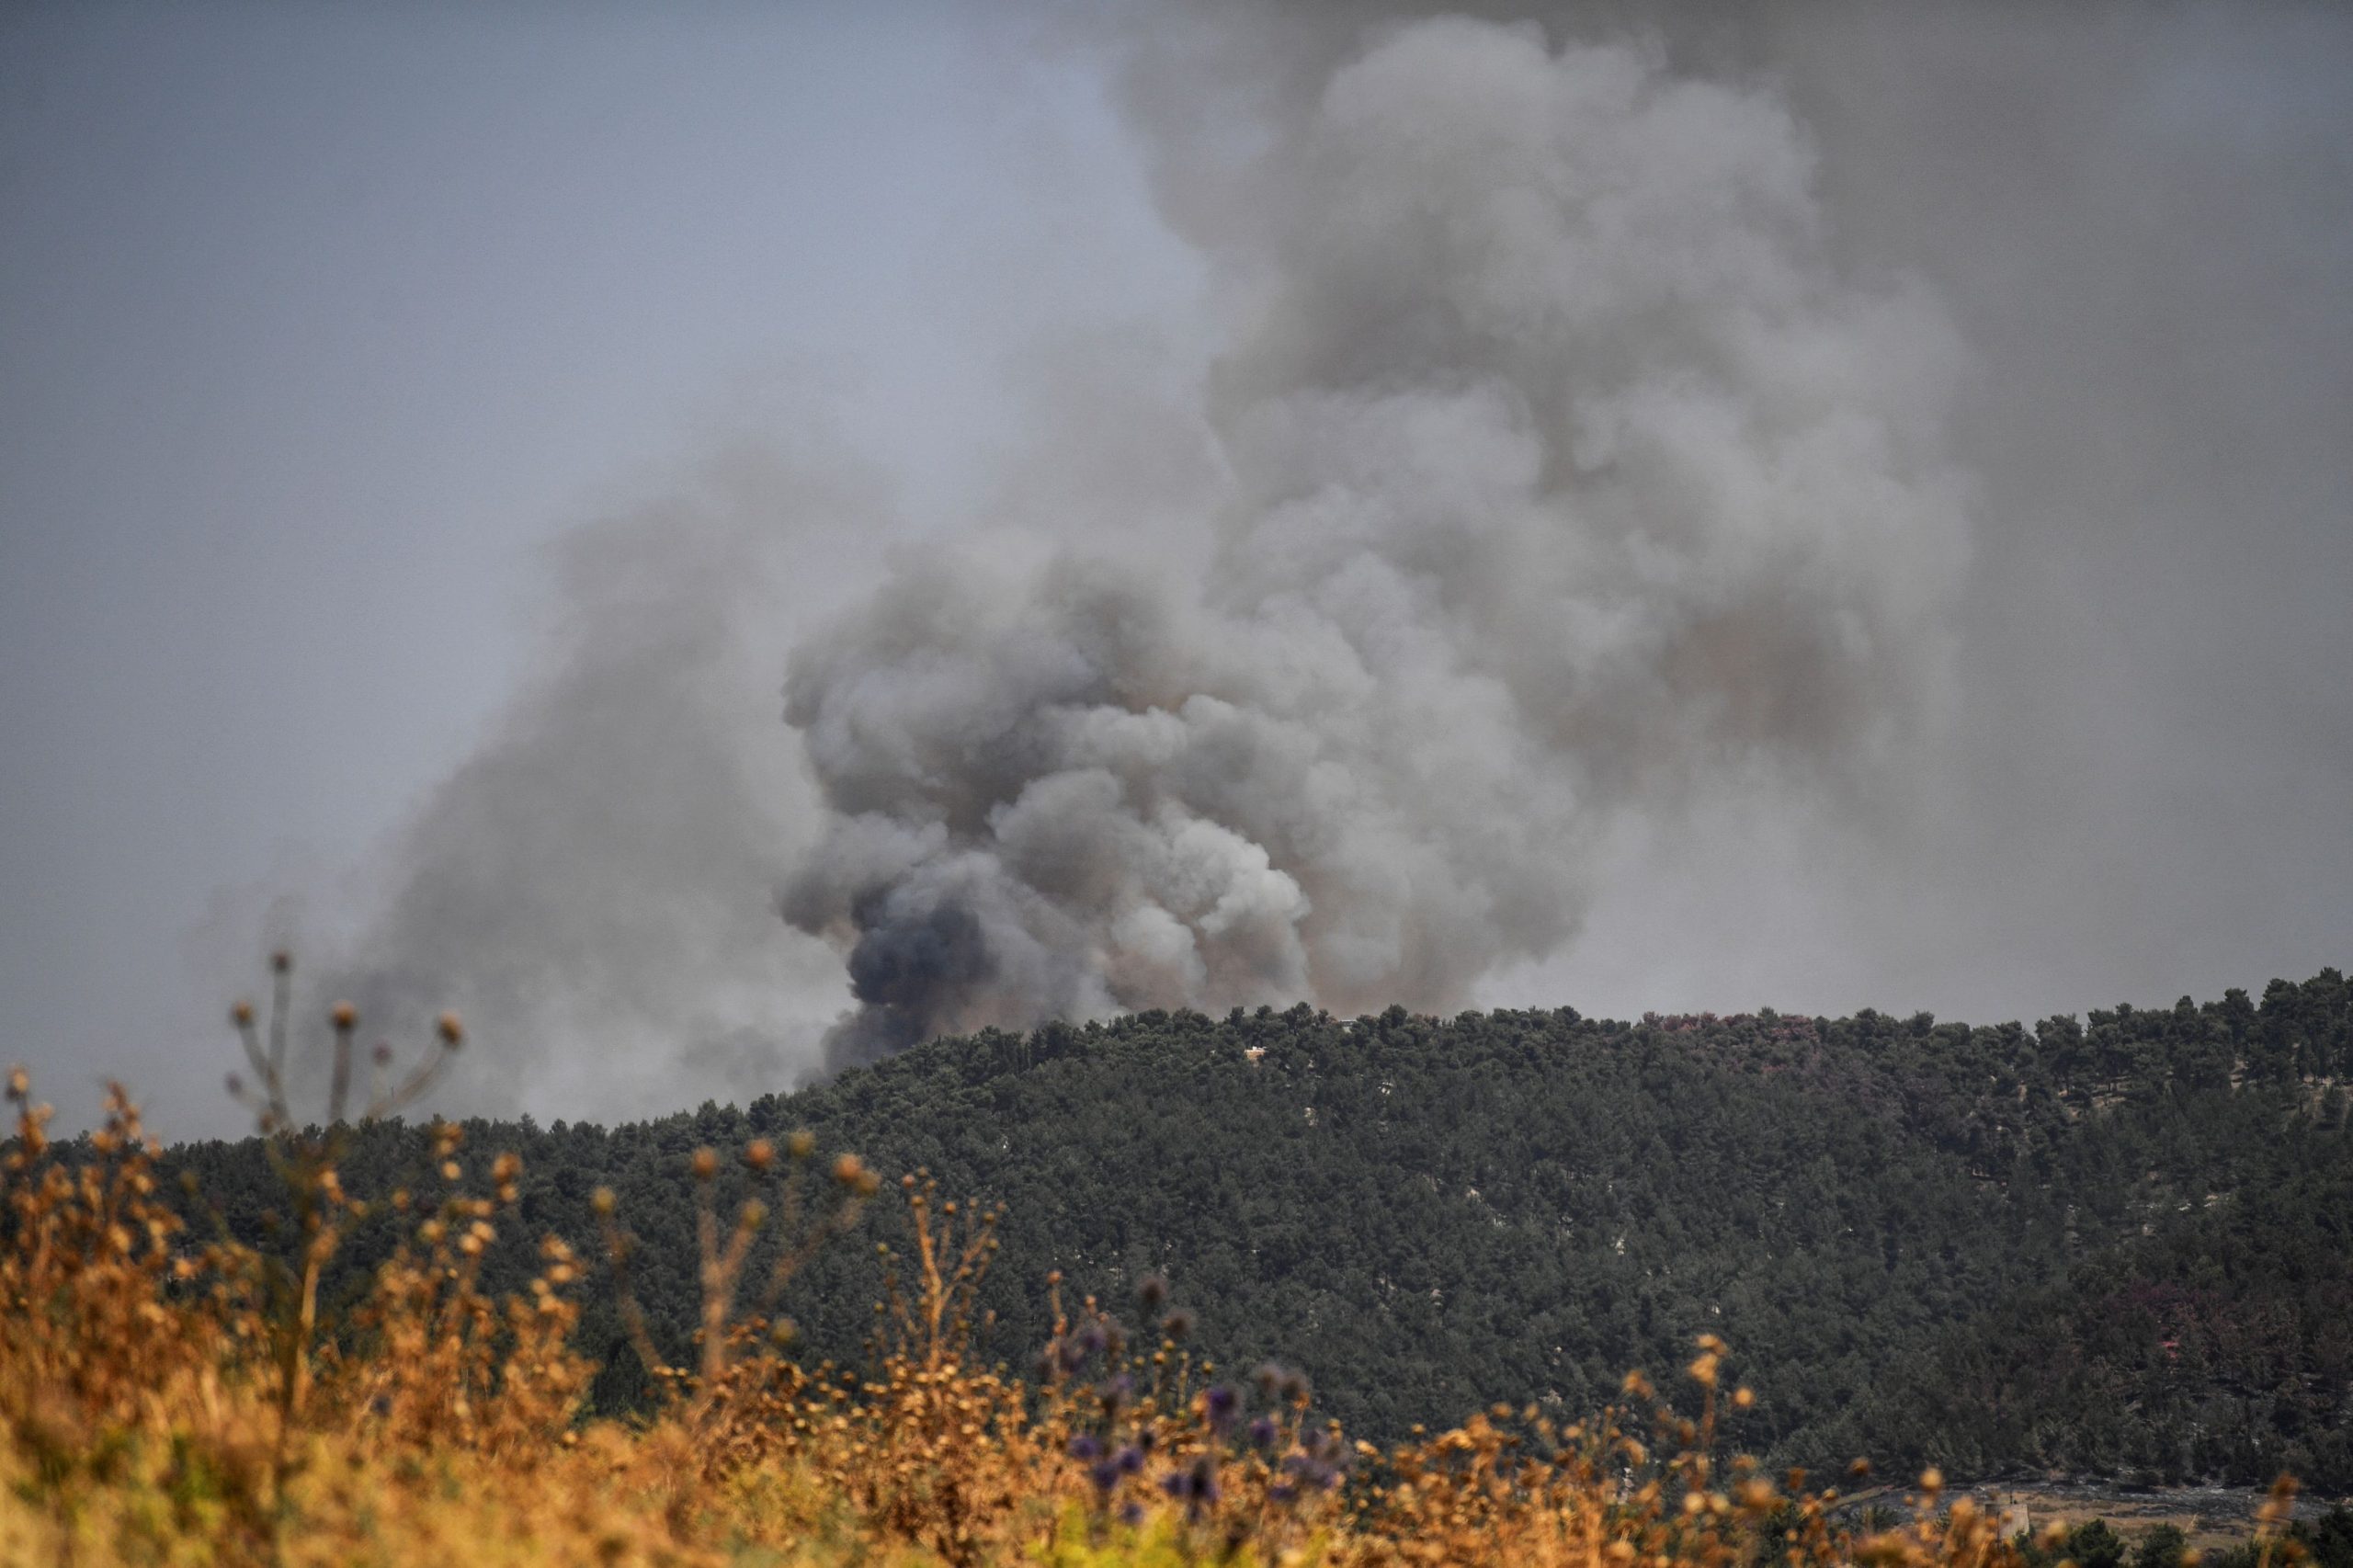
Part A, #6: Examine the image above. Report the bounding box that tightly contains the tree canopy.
[157,969,2351,1486]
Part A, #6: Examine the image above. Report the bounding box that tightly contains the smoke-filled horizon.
[7,3,2348,1132]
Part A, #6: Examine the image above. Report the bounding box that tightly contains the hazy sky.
[1,4,1191,1131]
[4,3,2347,1138]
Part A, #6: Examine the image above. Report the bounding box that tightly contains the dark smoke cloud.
[313,2,2352,1117]
[835,901,997,1067]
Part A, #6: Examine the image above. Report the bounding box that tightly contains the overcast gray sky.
[4,3,2347,1138]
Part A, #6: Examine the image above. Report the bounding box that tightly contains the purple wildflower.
[1187,1456,1221,1512]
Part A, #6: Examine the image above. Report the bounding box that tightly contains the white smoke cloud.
[781,17,1969,1068]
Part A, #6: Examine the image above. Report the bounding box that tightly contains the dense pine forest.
[161,970,2353,1491]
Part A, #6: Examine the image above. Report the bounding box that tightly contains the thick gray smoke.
[1109,1,2353,1028]
[306,3,2350,1120]
[780,18,1966,1068]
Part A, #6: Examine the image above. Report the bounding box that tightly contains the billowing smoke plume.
[170,1,2353,1130]
[780,18,1967,1069]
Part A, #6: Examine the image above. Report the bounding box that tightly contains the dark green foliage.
[2068,1519,2130,1568]
[2194,1508,2353,1568]
[2016,1521,2166,1568]
[2131,1523,2188,1568]
[2304,1506,2353,1568]
[153,970,2352,1485]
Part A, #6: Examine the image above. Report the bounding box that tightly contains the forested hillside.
[164,970,2352,1487]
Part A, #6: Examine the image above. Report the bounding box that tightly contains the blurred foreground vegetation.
[6,1073,2345,1568]
[4,965,2347,1562]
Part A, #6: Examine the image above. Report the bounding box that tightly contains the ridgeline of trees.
[162,970,2351,1488]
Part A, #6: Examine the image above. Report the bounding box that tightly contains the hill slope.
[165,971,2353,1485]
